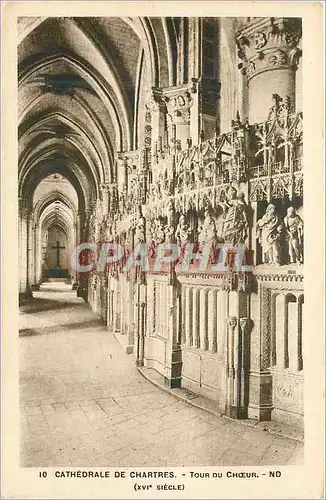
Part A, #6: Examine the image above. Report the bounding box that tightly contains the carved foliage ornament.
[254,31,267,50]
[165,91,193,124]
[236,17,302,77]
[146,93,167,114]
[268,50,287,67]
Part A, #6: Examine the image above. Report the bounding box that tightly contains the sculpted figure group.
[196,187,249,248]
[131,187,303,267]
[256,204,303,265]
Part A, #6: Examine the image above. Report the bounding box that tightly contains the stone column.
[188,18,202,145]
[27,210,34,294]
[166,89,194,150]
[120,275,126,334]
[164,282,182,388]
[19,207,27,295]
[248,283,273,421]
[72,219,79,290]
[100,183,110,215]
[276,293,286,370]
[162,283,167,336]
[236,17,302,123]
[239,317,249,413]
[113,278,121,333]
[36,225,43,285]
[106,275,111,327]
[126,281,135,353]
[226,316,237,417]
[19,205,33,299]
[192,288,200,348]
[100,276,108,324]
[185,287,193,347]
[207,289,217,353]
[297,296,304,371]
[107,287,114,329]
[146,91,167,157]
[216,290,227,357]
[156,282,161,337]
[226,291,250,419]
[288,298,299,372]
[135,282,146,367]
[199,289,209,351]
[116,155,127,193]
[107,183,118,214]
[32,222,40,290]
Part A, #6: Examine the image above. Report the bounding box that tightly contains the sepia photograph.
[17,14,305,468]
[1,3,324,499]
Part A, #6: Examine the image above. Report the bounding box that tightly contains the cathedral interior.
[18,16,304,447]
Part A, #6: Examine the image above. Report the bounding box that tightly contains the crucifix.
[51,240,66,267]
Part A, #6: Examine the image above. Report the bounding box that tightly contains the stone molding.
[254,265,304,286]
[164,88,194,125]
[236,17,302,80]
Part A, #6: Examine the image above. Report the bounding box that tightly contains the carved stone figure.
[134,206,146,244]
[175,215,191,245]
[222,187,249,245]
[119,186,127,214]
[105,219,114,242]
[164,199,175,241]
[198,209,217,245]
[152,219,165,246]
[144,220,153,259]
[256,204,283,265]
[175,214,192,264]
[283,207,303,263]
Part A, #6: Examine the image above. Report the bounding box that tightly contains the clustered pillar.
[236,17,302,122]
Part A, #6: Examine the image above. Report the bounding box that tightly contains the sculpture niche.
[284,207,304,264]
[175,214,192,264]
[134,206,146,244]
[256,204,283,265]
[198,209,218,246]
[222,187,249,245]
[147,218,166,259]
[198,209,219,263]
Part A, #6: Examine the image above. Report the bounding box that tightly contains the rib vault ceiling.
[18,16,178,214]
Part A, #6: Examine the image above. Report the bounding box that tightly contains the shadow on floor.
[20,297,86,314]
[19,318,103,337]
[35,286,73,293]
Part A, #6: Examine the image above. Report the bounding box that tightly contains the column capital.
[146,89,167,113]
[20,206,32,219]
[100,182,111,192]
[236,17,302,80]
[116,152,127,163]
[239,317,249,332]
[227,316,238,330]
[164,87,194,124]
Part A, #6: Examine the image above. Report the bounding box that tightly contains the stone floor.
[20,283,304,467]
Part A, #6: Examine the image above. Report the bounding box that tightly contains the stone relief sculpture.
[105,218,114,242]
[19,16,307,466]
[175,214,192,263]
[175,215,192,246]
[198,208,219,263]
[284,207,304,264]
[198,209,217,246]
[222,187,249,245]
[41,231,48,271]
[118,186,127,213]
[256,204,284,265]
[164,199,175,242]
[134,206,146,244]
[151,219,166,246]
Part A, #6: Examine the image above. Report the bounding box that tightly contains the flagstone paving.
[20,283,304,467]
